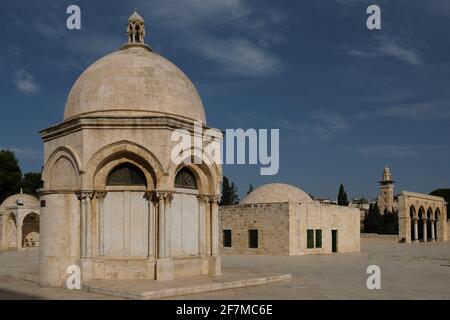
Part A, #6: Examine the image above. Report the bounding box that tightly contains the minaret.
[377,166,395,214]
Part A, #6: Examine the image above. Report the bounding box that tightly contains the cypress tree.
[337,184,349,206]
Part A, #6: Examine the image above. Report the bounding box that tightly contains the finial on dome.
[127,9,146,45]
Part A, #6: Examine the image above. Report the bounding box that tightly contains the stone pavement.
[1,239,450,299]
[178,239,450,299]
[85,273,291,299]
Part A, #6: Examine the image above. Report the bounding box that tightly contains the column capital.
[144,191,155,201]
[197,194,211,203]
[155,190,174,201]
[94,191,108,200]
[76,192,86,201]
[76,191,95,201]
[208,194,222,204]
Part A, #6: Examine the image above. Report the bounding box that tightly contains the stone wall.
[219,203,290,255]
[219,202,360,256]
[291,203,360,255]
[361,233,399,241]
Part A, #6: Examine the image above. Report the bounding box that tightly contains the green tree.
[0,150,22,203]
[337,184,349,206]
[430,189,450,221]
[363,203,382,233]
[379,209,398,235]
[21,172,43,196]
[246,184,255,195]
[220,176,239,206]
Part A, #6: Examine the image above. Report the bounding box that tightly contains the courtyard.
[0,239,449,300]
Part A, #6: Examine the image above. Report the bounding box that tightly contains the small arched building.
[38,11,222,287]
[0,193,40,251]
[219,183,360,255]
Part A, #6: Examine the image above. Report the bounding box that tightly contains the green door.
[332,230,338,253]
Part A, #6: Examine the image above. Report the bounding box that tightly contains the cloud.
[273,111,351,141]
[147,0,284,78]
[347,35,422,66]
[359,145,450,159]
[13,70,40,95]
[356,101,450,121]
[359,145,419,158]
[427,0,450,18]
[15,1,283,78]
[192,36,282,77]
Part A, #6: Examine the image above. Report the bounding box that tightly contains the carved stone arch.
[166,147,222,194]
[43,146,81,189]
[409,205,417,219]
[21,212,39,248]
[427,207,433,219]
[174,167,198,190]
[87,141,163,189]
[435,207,441,220]
[418,206,426,217]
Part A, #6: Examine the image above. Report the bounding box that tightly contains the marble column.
[430,219,435,242]
[164,193,173,258]
[157,193,165,258]
[210,195,221,256]
[145,192,155,258]
[95,192,107,257]
[85,192,93,258]
[77,193,87,258]
[422,218,427,242]
[413,219,419,243]
[197,195,208,256]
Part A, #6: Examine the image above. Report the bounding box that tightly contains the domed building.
[0,192,40,251]
[39,11,222,287]
[220,183,360,255]
[241,183,314,205]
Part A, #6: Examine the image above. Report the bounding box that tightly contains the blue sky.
[0,0,449,200]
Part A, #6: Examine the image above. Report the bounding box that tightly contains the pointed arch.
[86,141,163,189]
[43,146,82,189]
[166,146,222,195]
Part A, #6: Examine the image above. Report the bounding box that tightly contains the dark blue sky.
[1,0,449,200]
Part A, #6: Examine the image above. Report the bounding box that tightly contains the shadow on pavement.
[0,289,42,300]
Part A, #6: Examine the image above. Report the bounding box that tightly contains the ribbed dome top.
[241,183,313,204]
[63,46,206,123]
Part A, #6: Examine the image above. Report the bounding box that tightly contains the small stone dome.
[0,193,39,210]
[241,183,313,204]
[63,11,206,123]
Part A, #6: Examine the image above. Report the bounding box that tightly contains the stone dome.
[63,45,206,123]
[241,183,313,204]
[0,193,39,210]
